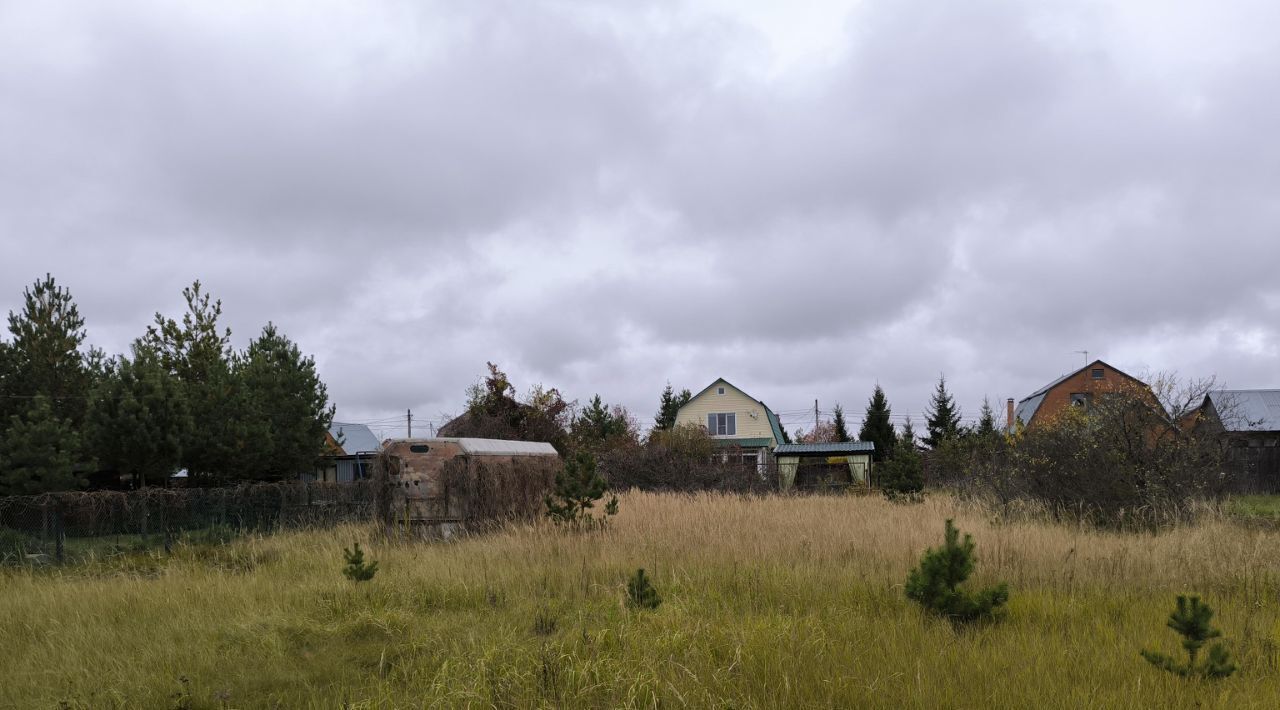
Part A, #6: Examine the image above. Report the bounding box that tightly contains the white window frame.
[707,412,737,436]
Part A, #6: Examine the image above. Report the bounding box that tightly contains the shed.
[774,441,875,492]
[376,437,560,537]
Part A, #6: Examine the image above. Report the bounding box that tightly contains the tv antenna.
[1074,350,1089,367]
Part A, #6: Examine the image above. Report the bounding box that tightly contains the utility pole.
[407,408,412,438]
[814,399,819,434]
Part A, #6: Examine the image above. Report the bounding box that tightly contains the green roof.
[712,437,774,448]
[774,441,875,455]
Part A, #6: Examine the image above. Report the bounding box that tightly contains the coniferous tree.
[653,383,692,431]
[976,397,998,439]
[341,542,379,582]
[626,568,662,610]
[1142,596,1237,679]
[4,275,90,428]
[899,416,918,452]
[924,375,964,449]
[0,395,84,495]
[238,323,335,481]
[832,404,851,443]
[142,282,248,483]
[545,451,618,527]
[906,519,1008,623]
[573,394,634,453]
[86,346,191,488]
[858,385,897,462]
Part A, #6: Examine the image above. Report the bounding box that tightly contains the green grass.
[1226,495,1280,520]
[2,492,1280,708]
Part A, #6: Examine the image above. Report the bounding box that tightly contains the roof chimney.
[1006,398,1016,434]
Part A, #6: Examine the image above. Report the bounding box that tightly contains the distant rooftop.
[1206,390,1280,432]
[774,441,876,455]
[328,422,383,455]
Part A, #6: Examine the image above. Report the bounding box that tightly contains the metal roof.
[713,437,774,448]
[774,441,875,455]
[1206,390,1280,432]
[1013,393,1046,427]
[329,422,383,455]
[1013,360,1147,426]
[388,437,559,456]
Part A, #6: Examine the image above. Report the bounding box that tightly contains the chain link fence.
[0,481,378,565]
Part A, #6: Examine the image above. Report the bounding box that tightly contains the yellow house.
[674,378,786,467]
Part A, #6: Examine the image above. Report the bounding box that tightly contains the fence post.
[54,503,65,564]
[40,498,49,550]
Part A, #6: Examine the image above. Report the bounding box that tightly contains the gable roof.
[682,377,786,444]
[328,422,383,455]
[1205,390,1280,432]
[1013,360,1148,426]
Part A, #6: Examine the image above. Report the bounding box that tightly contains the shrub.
[545,451,618,527]
[905,519,1008,623]
[877,444,924,499]
[626,568,661,610]
[341,542,378,582]
[1141,595,1237,679]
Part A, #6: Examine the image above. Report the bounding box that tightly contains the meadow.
[3,491,1280,708]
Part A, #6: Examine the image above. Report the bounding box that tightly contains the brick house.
[1011,360,1153,431]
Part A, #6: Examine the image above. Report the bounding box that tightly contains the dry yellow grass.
[2,491,1279,708]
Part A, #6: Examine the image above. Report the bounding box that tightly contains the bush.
[905,519,1008,623]
[877,444,924,499]
[1141,595,1237,679]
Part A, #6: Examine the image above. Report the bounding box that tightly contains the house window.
[1071,393,1091,408]
[707,412,736,436]
[717,387,725,394]
[1091,369,1104,379]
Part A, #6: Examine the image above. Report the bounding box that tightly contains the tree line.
[0,275,333,495]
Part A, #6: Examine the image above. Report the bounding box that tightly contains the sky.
[2,0,1278,440]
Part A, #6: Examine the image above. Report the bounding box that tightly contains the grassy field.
[3,492,1280,708]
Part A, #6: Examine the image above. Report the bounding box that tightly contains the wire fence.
[0,481,379,565]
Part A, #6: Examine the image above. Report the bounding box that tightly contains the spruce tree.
[341,542,379,582]
[238,323,335,481]
[573,394,633,452]
[653,383,691,431]
[545,451,618,527]
[626,568,662,610]
[86,346,191,488]
[832,404,851,443]
[924,375,963,449]
[0,395,84,495]
[899,416,918,452]
[858,385,897,462]
[976,397,998,439]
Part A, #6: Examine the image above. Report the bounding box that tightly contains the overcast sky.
[2,0,1277,439]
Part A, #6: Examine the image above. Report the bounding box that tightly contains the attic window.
[717,387,725,394]
[409,444,430,453]
[1091,369,1104,379]
[1071,393,1092,408]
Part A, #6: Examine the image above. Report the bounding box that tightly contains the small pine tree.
[341,542,378,582]
[1141,596,1237,679]
[905,520,1008,623]
[545,451,618,527]
[877,441,924,499]
[626,568,661,610]
[976,397,998,439]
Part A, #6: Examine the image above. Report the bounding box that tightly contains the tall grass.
[3,492,1280,708]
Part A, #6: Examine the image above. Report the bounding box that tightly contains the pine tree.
[238,323,335,481]
[0,395,84,495]
[141,282,247,483]
[5,274,90,428]
[573,394,634,452]
[1141,596,1237,679]
[905,519,1008,623]
[924,375,963,449]
[626,568,662,610]
[832,404,851,443]
[341,542,379,582]
[653,383,692,431]
[858,385,898,462]
[545,451,618,527]
[86,346,191,488]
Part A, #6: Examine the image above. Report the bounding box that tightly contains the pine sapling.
[342,541,378,582]
[626,568,661,610]
[905,519,1009,623]
[1141,595,1237,679]
[545,451,619,528]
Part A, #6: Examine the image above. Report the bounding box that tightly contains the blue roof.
[329,422,383,455]
[774,441,875,455]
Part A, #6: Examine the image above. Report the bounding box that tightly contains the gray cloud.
[2,0,1278,433]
